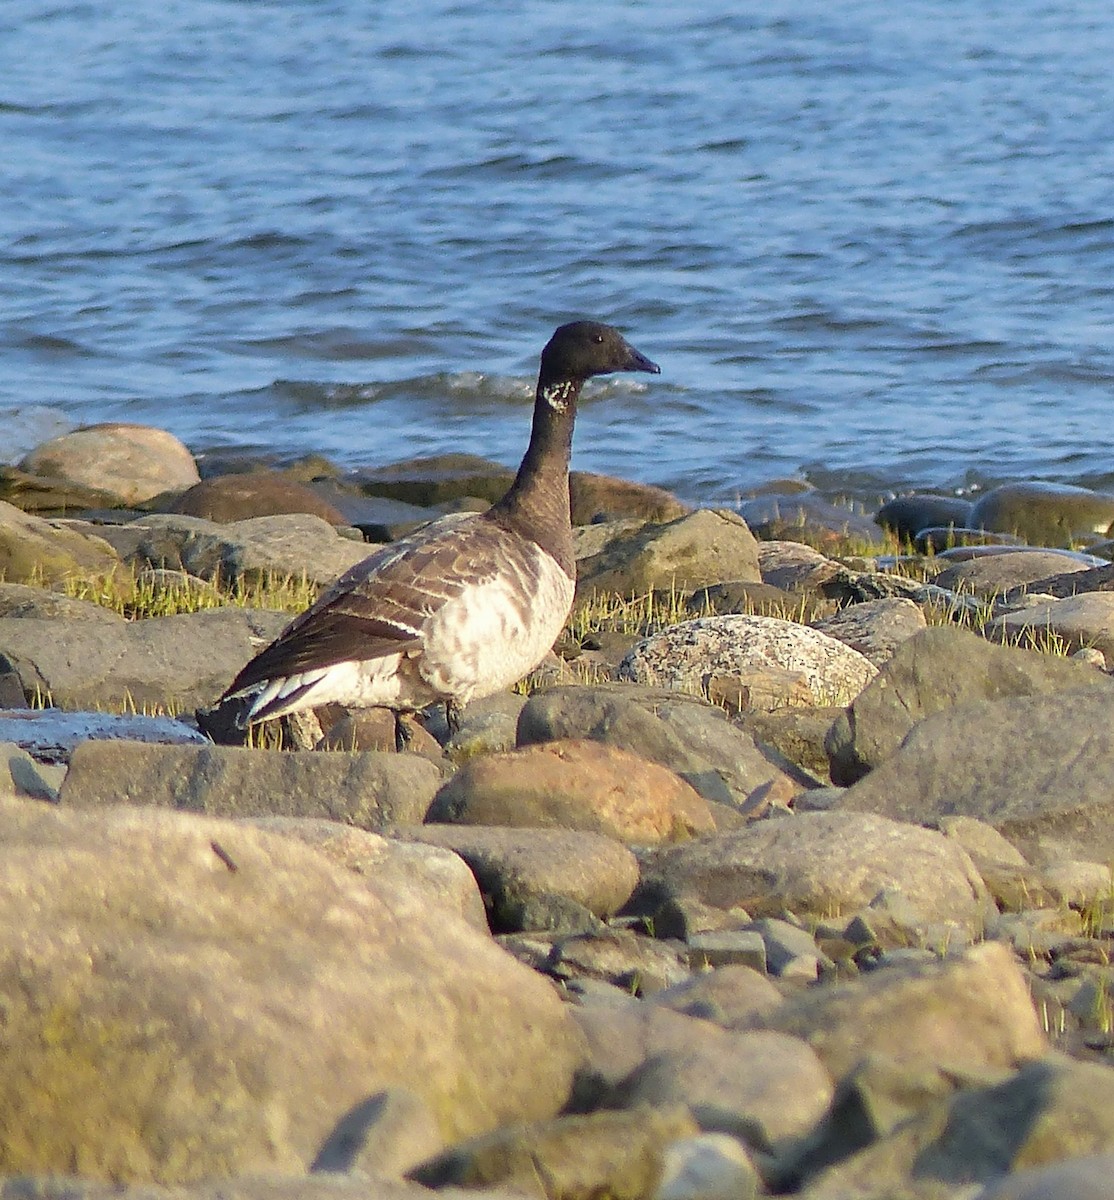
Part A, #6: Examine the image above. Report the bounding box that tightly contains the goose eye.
[593,333,604,343]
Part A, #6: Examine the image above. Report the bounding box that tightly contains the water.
[4,0,1114,509]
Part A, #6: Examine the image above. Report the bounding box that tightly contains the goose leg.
[394,712,413,753]
[445,700,463,736]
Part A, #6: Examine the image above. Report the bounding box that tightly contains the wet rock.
[59,739,440,829]
[619,614,877,708]
[0,607,290,712]
[399,824,640,925]
[517,684,809,808]
[969,481,1114,547]
[19,422,201,506]
[931,548,1097,597]
[875,494,975,542]
[408,1104,700,1200]
[825,625,1114,786]
[986,592,1114,666]
[0,500,120,584]
[429,739,716,845]
[809,597,928,667]
[738,493,885,547]
[0,801,587,1180]
[167,472,349,525]
[635,811,990,941]
[839,686,1114,866]
[575,509,760,597]
[752,942,1045,1084]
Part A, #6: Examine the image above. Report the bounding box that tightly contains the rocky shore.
[6,423,1114,1199]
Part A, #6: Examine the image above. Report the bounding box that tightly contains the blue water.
[4,0,1114,507]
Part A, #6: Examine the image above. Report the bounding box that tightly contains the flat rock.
[986,591,1114,666]
[0,708,208,765]
[969,481,1114,546]
[825,625,1114,786]
[636,811,990,938]
[575,509,760,597]
[619,614,878,708]
[517,684,809,809]
[0,607,291,712]
[0,800,587,1180]
[129,512,372,586]
[59,740,441,828]
[167,472,349,525]
[809,598,928,667]
[839,686,1114,865]
[398,823,640,925]
[19,422,201,505]
[428,738,716,845]
[931,548,1096,597]
[750,941,1045,1082]
[0,500,120,584]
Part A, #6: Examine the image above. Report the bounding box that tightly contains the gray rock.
[0,739,64,799]
[0,801,587,1180]
[0,708,208,765]
[130,512,373,585]
[738,493,885,545]
[685,930,769,972]
[749,942,1045,1082]
[19,422,200,505]
[839,686,1114,865]
[545,927,691,994]
[59,740,440,829]
[740,705,843,781]
[575,508,761,597]
[398,824,640,925]
[654,1133,759,1200]
[619,614,878,708]
[0,581,126,623]
[443,691,527,761]
[810,597,928,667]
[648,964,784,1026]
[0,499,120,585]
[969,481,1114,546]
[875,494,975,542]
[976,1154,1114,1200]
[636,811,991,940]
[932,548,1096,597]
[825,625,1114,786]
[986,591,1114,666]
[0,607,291,712]
[408,1105,701,1200]
[612,1027,833,1150]
[518,683,810,808]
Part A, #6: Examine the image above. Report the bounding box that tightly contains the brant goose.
[216,320,660,744]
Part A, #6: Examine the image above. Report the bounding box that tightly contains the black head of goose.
[215,320,660,744]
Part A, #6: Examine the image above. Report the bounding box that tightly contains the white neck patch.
[541,380,577,412]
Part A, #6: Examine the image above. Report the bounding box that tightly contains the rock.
[654,1133,759,1200]
[309,487,446,542]
[931,549,1097,597]
[310,1087,444,1177]
[398,824,640,926]
[750,942,1045,1082]
[686,580,801,617]
[969,482,1114,546]
[20,422,200,505]
[354,453,515,507]
[810,598,928,667]
[619,614,878,708]
[0,581,126,623]
[570,471,690,525]
[0,1178,480,1200]
[803,1055,1114,1199]
[0,465,132,513]
[976,1152,1114,1200]
[635,811,990,940]
[517,684,809,808]
[0,739,64,799]
[648,964,784,1026]
[575,509,761,597]
[0,500,120,584]
[245,818,488,931]
[997,558,1114,602]
[544,927,692,994]
[740,706,843,781]
[59,740,441,828]
[129,512,372,586]
[314,708,445,760]
[612,1028,832,1150]
[428,739,716,845]
[986,592,1114,666]
[875,494,975,542]
[0,607,291,713]
[825,625,1114,786]
[443,692,528,761]
[838,686,1114,865]
[167,472,349,525]
[756,541,842,594]
[409,1104,701,1199]
[737,493,885,547]
[0,708,207,765]
[0,800,587,1180]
